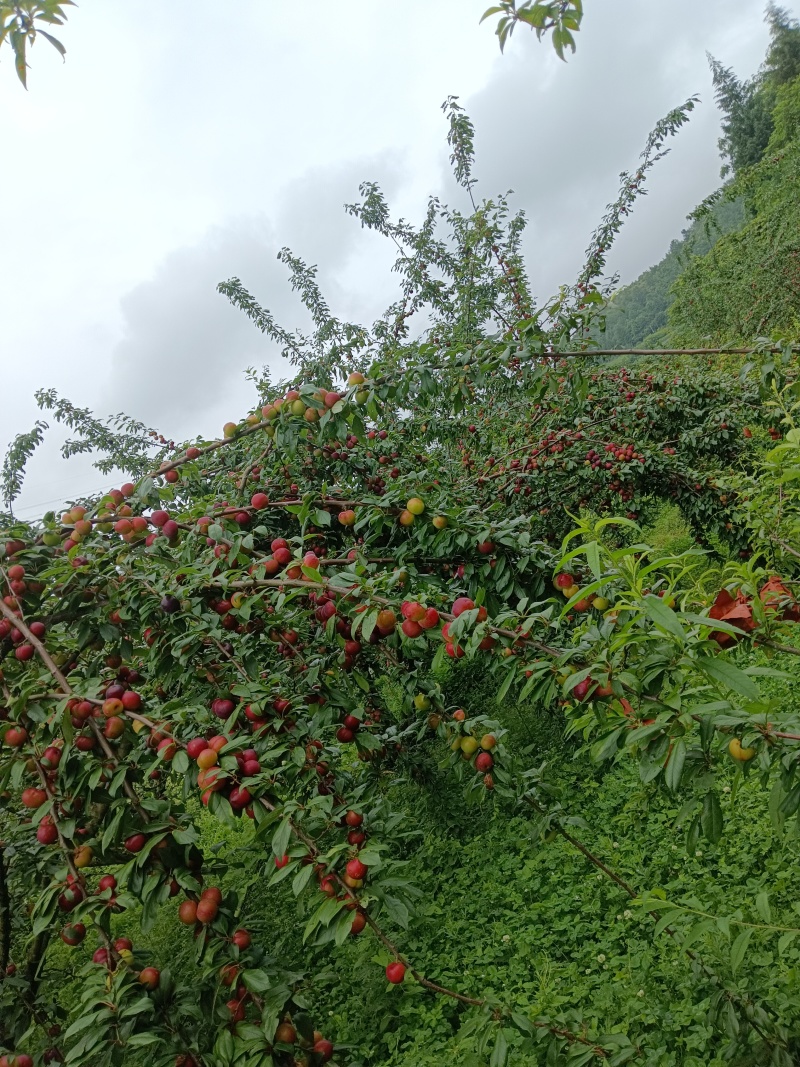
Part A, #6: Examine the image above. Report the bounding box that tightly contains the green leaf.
[608,1048,638,1066]
[355,849,381,867]
[271,817,292,858]
[680,917,717,953]
[695,655,762,702]
[565,1046,597,1065]
[778,931,796,955]
[582,539,601,579]
[11,30,28,88]
[300,565,324,583]
[730,927,753,975]
[642,594,684,639]
[755,891,771,923]
[360,608,379,643]
[214,1028,235,1065]
[682,614,746,636]
[382,895,409,929]
[701,790,723,845]
[333,909,355,946]
[496,666,517,702]
[302,896,344,943]
[292,863,314,897]
[769,779,786,831]
[664,738,686,792]
[653,910,682,937]
[269,858,298,885]
[490,1028,509,1067]
[101,804,125,852]
[63,1010,113,1041]
[510,1012,534,1036]
[37,28,66,57]
[591,727,624,763]
[125,1033,160,1048]
[242,968,272,994]
[779,782,800,816]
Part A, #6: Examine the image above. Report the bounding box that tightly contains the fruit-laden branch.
[16,594,610,1057]
[205,649,611,1055]
[259,782,608,1052]
[226,575,564,658]
[126,342,799,484]
[27,338,771,520]
[0,595,70,692]
[148,417,271,477]
[32,756,81,882]
[0,597,149,819]
[87,717,150,822]
[83,622,610,1055]
[260,793,490,1007]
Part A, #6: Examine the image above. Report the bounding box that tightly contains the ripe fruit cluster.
[2,335,799,1067]
[447,710,499,790]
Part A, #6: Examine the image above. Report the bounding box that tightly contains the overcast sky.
[1,0,792,519]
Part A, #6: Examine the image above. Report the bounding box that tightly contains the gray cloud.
[102,152,406,437]
[102,218,286,432]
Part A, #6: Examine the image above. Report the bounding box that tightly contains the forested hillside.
[598,198,744,349]
[602,4,800,349]
[669,72,800,343]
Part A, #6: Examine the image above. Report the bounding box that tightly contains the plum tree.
[2,100,800,1067]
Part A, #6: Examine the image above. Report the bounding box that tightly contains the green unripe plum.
[460,736,479,757]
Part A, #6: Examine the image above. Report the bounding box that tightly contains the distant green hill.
[598,197,746,349]
[668,74,800,345]
[600,8,800,350]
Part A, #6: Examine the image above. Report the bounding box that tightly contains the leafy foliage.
[481,1,583,59]
[0,0,580,96]
[1,422,48,513]
[0,1,74,88]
